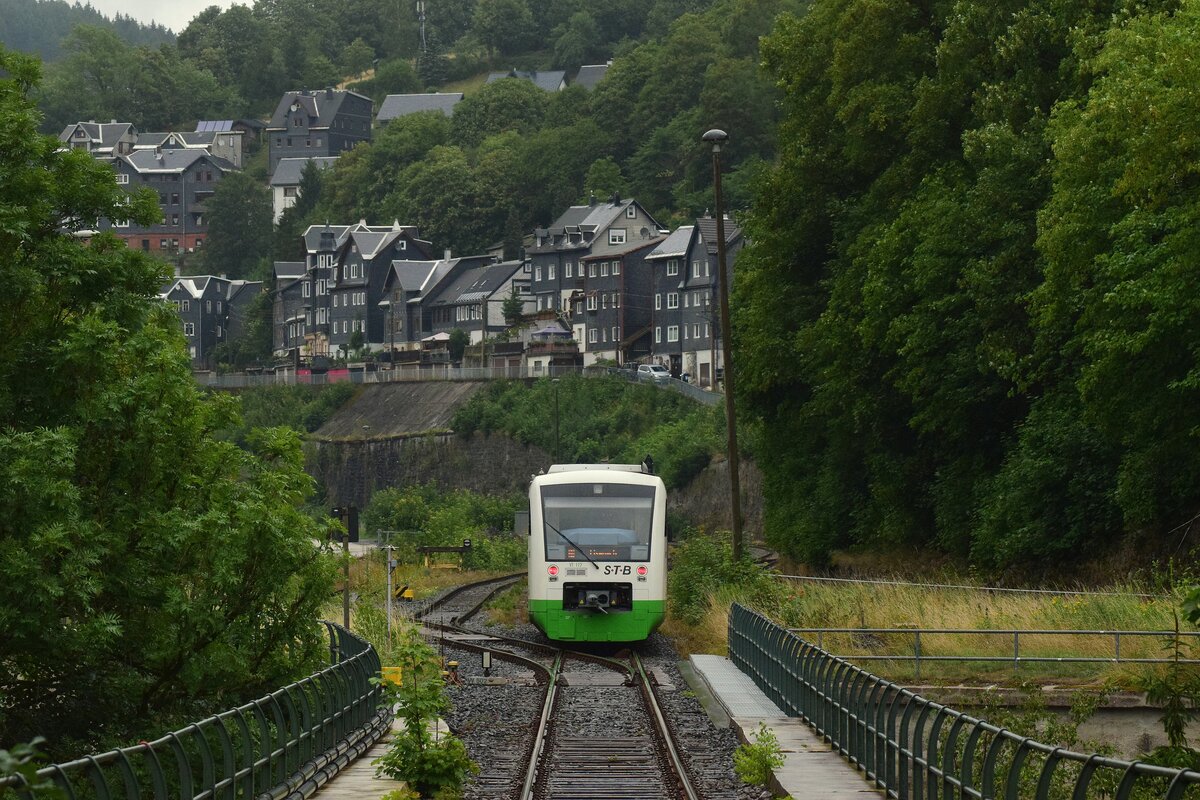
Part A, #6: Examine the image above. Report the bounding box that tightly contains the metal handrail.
[730,604,1200,799]
[1,622,388,800]
[787,627,1200,679]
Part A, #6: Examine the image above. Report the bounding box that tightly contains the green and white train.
[526,463,667,643]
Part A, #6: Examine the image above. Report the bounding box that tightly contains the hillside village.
[60,77,743,386]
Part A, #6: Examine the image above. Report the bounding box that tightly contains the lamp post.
[552,378,561,464]
[702,128,744,561]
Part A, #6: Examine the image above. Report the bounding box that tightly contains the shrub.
[733,723,784,786]
[667,531,781,624]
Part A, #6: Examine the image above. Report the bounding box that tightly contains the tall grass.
[667,559,1193,687]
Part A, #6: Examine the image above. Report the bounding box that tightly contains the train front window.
[542,483,655,562]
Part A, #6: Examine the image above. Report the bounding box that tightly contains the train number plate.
[602,565,632,575]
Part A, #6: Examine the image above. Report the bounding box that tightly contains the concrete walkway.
[687,655,883,798]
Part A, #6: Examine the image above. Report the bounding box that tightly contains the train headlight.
[637,566,647,576]
[547,565,559,576]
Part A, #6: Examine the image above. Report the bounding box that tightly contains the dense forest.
[738,0,1200,575]
[0,0,172,61]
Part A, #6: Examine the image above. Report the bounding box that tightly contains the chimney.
[444,248,452,261]
[326,87,335,98]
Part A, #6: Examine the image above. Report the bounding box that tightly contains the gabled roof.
[485,69,566,92]
[377,92,463,122]
[267,89,372,131]
[429,259,523,306]
[270,156,339,186]
[120,149,234,174]
[58,121,136,148]
[531,197,659,253]
[573,63,610,90]
[646,226,695,260]
[385,259,442,294]
[695,215,742,254]
[160,275,262,301]
[197,119,264,132]
[302,220,428,256]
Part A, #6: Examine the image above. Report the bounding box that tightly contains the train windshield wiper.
[545,521,601,569]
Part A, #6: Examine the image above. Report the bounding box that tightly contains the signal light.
[637,565,647,576]
[547,565,559,576]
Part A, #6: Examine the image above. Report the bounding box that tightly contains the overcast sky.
[90,0,244,34]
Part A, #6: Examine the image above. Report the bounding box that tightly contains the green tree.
[581,156,625,201]
[202,170,274,280]
[502,287,525,325]
[0,46,336,753]
[552,10,601,69]
[450,77,549,149]
[448,328,470,363]
[340,36,375,77]
[472,0,535,57]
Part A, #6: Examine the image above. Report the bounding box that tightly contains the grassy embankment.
[662,548,1188,690]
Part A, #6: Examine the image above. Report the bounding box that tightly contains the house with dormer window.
[526,195,663,322]
[272,221,436,359]
[162,275,263,369]
[266,89,373,177]
[58,121,138,157]
[645,215,743,387]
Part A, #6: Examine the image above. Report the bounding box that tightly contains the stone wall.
[310,431,552,508]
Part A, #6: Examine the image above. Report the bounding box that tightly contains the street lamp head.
[702,128,729,152]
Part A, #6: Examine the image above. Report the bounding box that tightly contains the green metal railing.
[1,622,389,800]
[729,603,1200,799]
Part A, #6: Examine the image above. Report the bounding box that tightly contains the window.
[609,229,626,245]
[614,294,620,308]
[655,327,661,344]
[600,262,609,277]
[667,292,679,309]
[693,323,701,338]
[183,322,195,336]
[160,239,169,250]
[655,294,661,310]
[535,266,542,281]
[613,261,621,275]
[589,328,598,343]
[565,263,573,278]
[318,308,327,323]
[588,262,597,278]
[216,325,223,338]
[171,193,179,204]
[206,300,212,313]
[343,321,349,334]
[683,326,688,339]
[181,300,190,312]
[693,260,702,278]
[284,186,298,197]
[602,294,608,309]
[611,326,618,341]
[171,214,179,226]
[667,259,679,276]
[626,206,636,218]
[548,264,556,280]
[684,294,689,308]
[116,173,129,184]
[667,325,679,342]
[587,295,598,311]
[195,238,203,248]
[303,282,311,298]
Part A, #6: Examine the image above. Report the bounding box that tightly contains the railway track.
[414,575,705,800]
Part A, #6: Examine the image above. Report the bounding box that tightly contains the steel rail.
[519,653,564,800]
[631,652,701,800]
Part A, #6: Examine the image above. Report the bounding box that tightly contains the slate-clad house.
[161,275,263,368]
[104,148,235,254]
[272,221,436,359]
[266,89,373,177]
[58,121,137,157]
[377,92,463,124]
[526,195,663,319]
[576,237,664,365]
[134,129,244,168]
[420,259,532,344]
[645,215,743,386]
[269,156,338,223]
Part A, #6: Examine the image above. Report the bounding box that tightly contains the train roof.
[546,463,649,474]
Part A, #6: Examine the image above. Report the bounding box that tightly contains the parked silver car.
[637,364,671,383]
